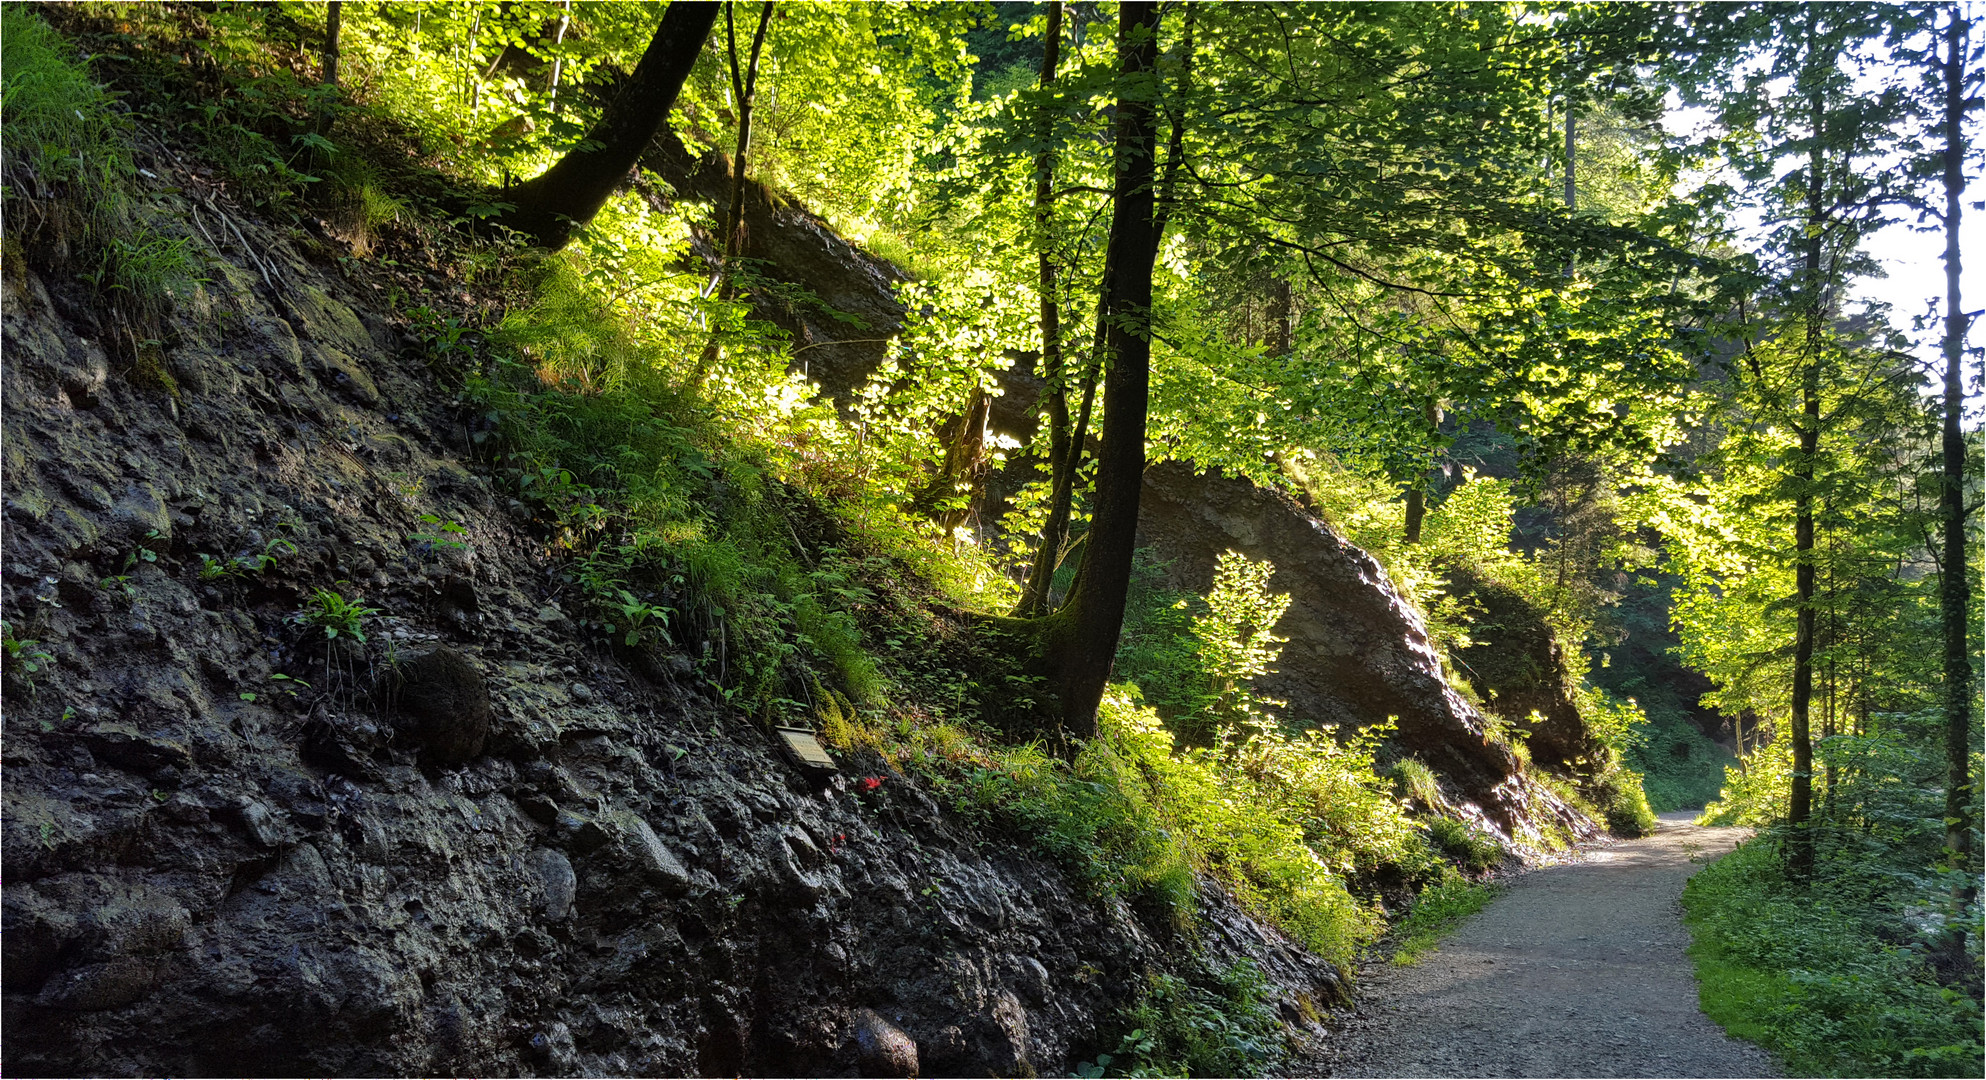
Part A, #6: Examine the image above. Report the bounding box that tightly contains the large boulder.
[1135,461,1592,841]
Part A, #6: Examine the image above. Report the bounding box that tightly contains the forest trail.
[1307,812,1780,1078]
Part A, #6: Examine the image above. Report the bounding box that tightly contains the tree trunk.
[1265,277,1292,359]
[1043,1,1162,739]
[1016,2,1068,618]
[501,1,721,249]
[1564,102,1576,211]
[322,1,341,88]
[1939,7,1975,891]
[546,0,573,112]
[1403,399,1442,544]
[688,1,775,390]
[717,1,775,300]
[1787,39,1825,879]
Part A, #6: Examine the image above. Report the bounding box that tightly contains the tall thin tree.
[1935,5,1976,890]
[716,1,775,301]
[1039,1,1163,737]
[1015,2,1068,618]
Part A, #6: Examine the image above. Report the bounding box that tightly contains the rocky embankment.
[0,150,1351,1075]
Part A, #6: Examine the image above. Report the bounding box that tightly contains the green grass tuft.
[1389,866,1500,966]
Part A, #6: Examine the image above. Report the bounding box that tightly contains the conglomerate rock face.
[0,159,1343,1076]
[1135,461,1596,846]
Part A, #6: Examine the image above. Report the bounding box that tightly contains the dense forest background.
[2,1,1981,1075]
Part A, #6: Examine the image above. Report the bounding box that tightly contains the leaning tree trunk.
[1938,6,1975,891]
[1040,1,1162,739]
[500,1,720,249]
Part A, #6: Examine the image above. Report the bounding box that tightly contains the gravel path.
[1302,812,1780,1078]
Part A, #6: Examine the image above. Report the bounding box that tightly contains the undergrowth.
[1685,712,1984,1077]
[1,6,193,366]
[1684,836,1982,1077]
[1076,960,1286,1078]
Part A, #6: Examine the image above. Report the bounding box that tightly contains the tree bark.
[1403,399,1443,544]
[546,0,573,112]
[1042,1,1162,739]
[322,1,341,89]
[501,2,721,249]
[1939,6,1975,891]
[1564,102,1576,211]
[1016,2,1068,618]
[1787,27,1825,879]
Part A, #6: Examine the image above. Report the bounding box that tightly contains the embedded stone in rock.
[851,1008,918,1078]
[534,847,577,920]
[618,813,693,896]
[34,958,156,1011]
[382,647,490,766]
[80,722,193,774]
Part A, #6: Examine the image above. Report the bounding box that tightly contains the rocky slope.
[0,161,1343,1075]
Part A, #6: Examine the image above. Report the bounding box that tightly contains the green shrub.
[1590,764,1659,837]
[1079,961,1285,1078]
[1388,757,1444,809]
[1426,815,1504,873]
[949,689,1410,968]
[1,7,128,243]
[292,589,380,643]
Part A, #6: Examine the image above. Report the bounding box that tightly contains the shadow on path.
[1300,812,1779,1078]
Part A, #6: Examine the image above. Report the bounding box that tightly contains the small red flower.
[859,776,884,792]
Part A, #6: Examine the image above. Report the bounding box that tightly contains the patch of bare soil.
[1303,812,1780,1078]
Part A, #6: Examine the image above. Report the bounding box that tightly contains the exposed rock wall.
[1135,462,1596,845]
[1445,567,1605,779]
[0,174,1342,1075]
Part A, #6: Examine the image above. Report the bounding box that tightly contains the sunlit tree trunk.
[546,0,573,112]
[1787,21,1825,879]
[716,1,774,301]
[1042,1,1162,738]
[1016,2,1068,618]
[501,2,720,249]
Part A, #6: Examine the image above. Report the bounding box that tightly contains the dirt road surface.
[1303,812,1779,1078]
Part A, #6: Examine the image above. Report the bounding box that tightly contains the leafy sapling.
[2,621,55,688]
[606,588,673,648]
[409,514,471,555]
[292,588,380,643]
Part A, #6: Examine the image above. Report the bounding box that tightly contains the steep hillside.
[0,155,1345,1076]
[0,10,1612,1074]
